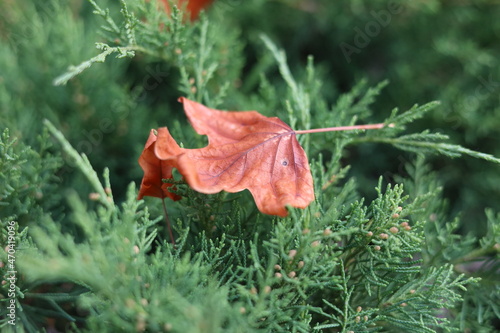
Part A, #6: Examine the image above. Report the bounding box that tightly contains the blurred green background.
[1,0,499,234]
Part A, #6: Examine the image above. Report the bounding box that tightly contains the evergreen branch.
[354,131,500,164]
[373,265,477,333]
[387,102,441,128]
[261,34,313,149]
[23,291,85,302]
[333,79,389,120]
[261,34,310,119]
[119,0,137,45]
[452,246,496,266]
[196,19,210,92]
[44,298,77,322]
[260,34,299,98]
[87,0,120,35]
[52,44,137,86]
[56,0,185,86]
[43,120,113,209]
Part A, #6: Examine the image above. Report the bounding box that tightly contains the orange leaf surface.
[137,129,182,201]
[138,98,315,216]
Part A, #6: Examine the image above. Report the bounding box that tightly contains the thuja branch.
[351,136,500,164]
[43,120,114,209]
[87,0,120,35]
[53,44,152,86]
[452,246,499,266]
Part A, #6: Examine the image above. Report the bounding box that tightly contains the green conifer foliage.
[1,0,499,332]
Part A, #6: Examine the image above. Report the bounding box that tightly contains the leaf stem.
[295,123,392,134]
[162,198,175,246]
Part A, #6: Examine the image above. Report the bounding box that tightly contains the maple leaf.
[152,98,315,216]
[138,98,389,216]
[137,129,182,201]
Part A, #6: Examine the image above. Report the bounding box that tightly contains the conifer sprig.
[43,119,113,209]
